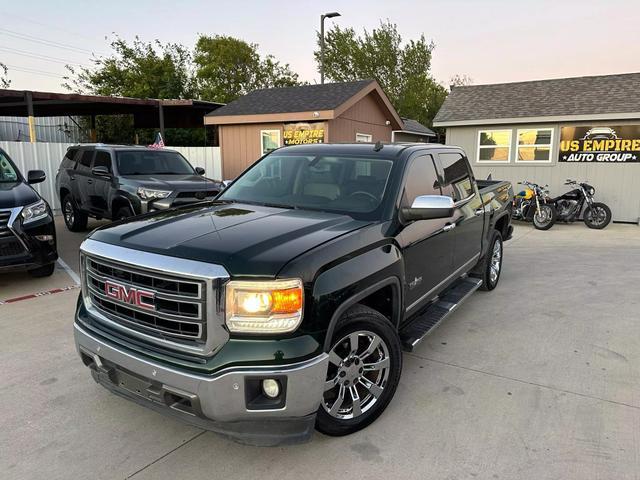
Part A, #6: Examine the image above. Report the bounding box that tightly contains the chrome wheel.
[489,238,502,285]
[587,207,606,226]
[322,330,390,420]
[64,199,74,226]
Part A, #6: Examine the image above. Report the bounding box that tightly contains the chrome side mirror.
[401,195,455,221]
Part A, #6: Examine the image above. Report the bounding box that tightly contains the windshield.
[0,151,20,183]
[219,153,394,215]
[116,150,195,175]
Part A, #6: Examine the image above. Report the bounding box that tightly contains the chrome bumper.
[74,323,329,445]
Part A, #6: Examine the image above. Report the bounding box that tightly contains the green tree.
[315,21,447,128]
[193,35,301,104]
[0,62,10,88]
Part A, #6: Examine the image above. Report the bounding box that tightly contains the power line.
[0,11,99,43]
[4,64,65,78]
[0,46,91,67]
[0,27,107,56]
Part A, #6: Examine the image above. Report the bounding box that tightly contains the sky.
[2,0,640,93]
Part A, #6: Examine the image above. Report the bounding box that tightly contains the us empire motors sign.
[559,125,640,163]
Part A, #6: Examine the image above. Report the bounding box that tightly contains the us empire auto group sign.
[559,125,640,162]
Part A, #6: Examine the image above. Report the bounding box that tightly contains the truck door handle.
[87,179,93,184]
[443,223,456,232]
[474,208,485,216]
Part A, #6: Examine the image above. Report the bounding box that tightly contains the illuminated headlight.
[588,187,595,196]
[137,187,172,200]
[225,279,303,334]
[21,199,48,224]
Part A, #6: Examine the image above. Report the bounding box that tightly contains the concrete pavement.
[1,222,639,479]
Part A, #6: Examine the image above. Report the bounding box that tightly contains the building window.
[477,130,512,163]
[516,128,553,162]
[355,133,372,143]
[261,130,281,155]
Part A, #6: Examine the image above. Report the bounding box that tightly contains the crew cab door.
[396,153,455,315]
[73,149,95,211]
[87,150,113,216]
[436,152,484,272]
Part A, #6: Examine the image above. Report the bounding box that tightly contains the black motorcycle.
[550,179,612,229]
[512,180,557,230]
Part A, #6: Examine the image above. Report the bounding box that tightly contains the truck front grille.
[0,210,25,257]
[85,256,207,344]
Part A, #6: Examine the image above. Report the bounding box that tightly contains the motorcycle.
[512,180,557,230]
[550,179,612,229]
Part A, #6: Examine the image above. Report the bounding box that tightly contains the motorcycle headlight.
[225,279,303,334]
[21,199,48,224]
[588,187,595,196]
[137,187,172,200]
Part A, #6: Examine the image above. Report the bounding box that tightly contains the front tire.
[584,203,611,229]
[115,206,134,221]
[316,305,402,437]
[62,194,88,232]
[533,204,556,230]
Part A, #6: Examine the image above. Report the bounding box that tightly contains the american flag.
[148,132,165,149]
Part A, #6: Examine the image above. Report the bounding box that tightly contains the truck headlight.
[225,279,303,334]
[137,187,172,200]
[21,199,48,224]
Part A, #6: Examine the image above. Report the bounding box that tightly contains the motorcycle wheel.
[533,204,557,230]
[584,203,612,229]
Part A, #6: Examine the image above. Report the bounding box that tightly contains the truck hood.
[122,175,223,191]
[0,181,40,209]
[89,202,370,276]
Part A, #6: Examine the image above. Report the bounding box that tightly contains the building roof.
[0,88,223,128]
[204,79,404,129]
[206,80,374,117]
[433,72,640,127]
[397,117,436,136]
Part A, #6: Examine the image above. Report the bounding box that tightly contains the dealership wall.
[0,141,222,212]
[446,121,640,223]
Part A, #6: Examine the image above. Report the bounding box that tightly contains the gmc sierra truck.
[74,143,513,445]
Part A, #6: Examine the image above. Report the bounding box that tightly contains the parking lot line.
[0,284,80,305]
[57,257,81,285]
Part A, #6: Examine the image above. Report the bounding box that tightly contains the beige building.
[434,72,640,223]
[204,80,403,179]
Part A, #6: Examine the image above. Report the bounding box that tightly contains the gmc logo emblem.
[104,280,155,310]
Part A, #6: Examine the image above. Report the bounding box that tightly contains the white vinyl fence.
[0,141,222,211]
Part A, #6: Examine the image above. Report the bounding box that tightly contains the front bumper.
[0,210,57,272]
[74,322,329,446]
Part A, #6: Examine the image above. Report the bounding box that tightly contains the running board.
[400,276,483,351]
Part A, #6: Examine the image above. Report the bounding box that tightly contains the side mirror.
[401,195,455,221]
[222,179,233,188]
[92,166,111,178]
[195,167,205,175]
[27,170,46,184]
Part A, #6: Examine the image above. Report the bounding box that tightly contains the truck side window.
[401,154,441,206]
[93,151,113,173]
[77,150,94,171]
[438,152,474,202]
[62,148,79,169]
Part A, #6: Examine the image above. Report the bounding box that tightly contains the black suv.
[0,148,57,277]
[55,144,224,231]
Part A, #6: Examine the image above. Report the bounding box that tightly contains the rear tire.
[62,194,88,232]
[316,305,402,437]
[478,230,503,291]
[28,262,55,278]
[533,204,556,230]
[584,203,611,229]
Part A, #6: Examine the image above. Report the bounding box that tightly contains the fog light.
[35,235,53,241]
[262,379,280,399]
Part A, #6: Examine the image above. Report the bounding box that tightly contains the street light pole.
[320,11,341,84]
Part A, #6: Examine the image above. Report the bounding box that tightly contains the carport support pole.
[158,102,165,139]
[90,115,97,142]
[25,91,36,143]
